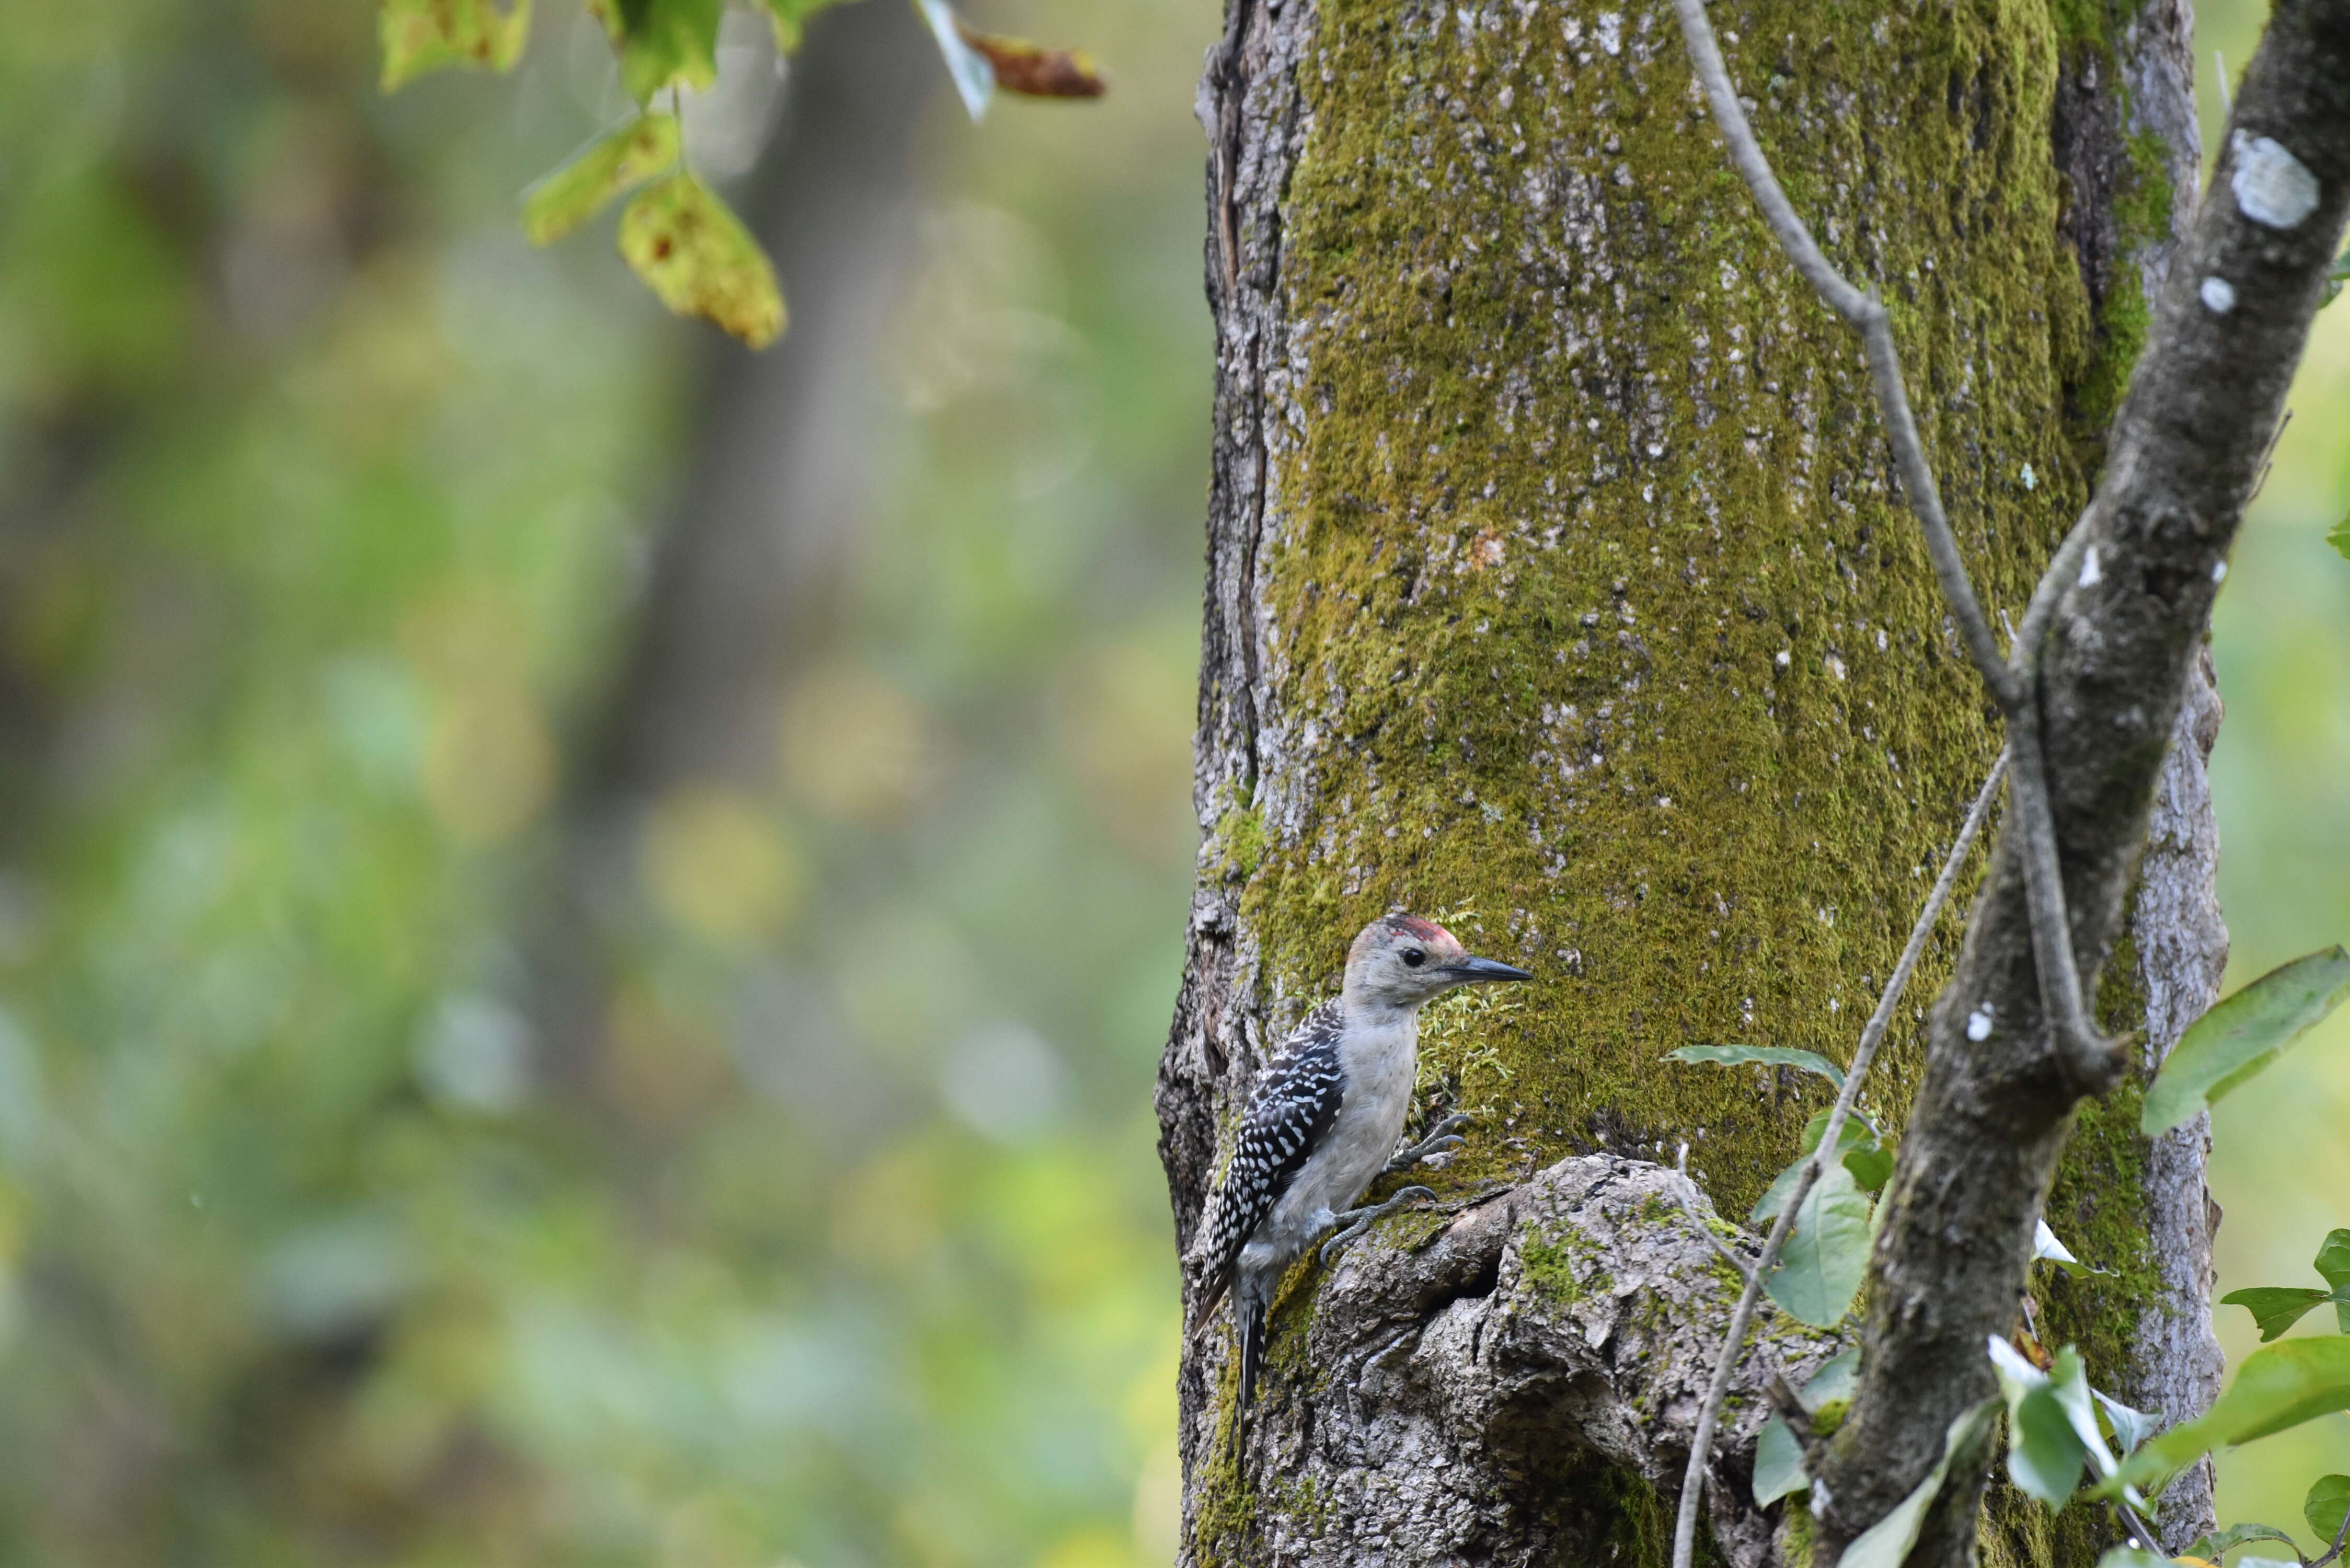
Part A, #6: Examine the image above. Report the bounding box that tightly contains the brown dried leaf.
[957,25,1107,98]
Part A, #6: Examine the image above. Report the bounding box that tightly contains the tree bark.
[1156,0,2226,1559]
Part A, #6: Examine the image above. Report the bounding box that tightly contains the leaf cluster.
[1679,946,2350,1546]
[377,0,1104,345]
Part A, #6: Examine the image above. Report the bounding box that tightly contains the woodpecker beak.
[1440,955,1533,984]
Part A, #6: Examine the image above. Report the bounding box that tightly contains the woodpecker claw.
[1385,1112,1476,1173]
[1388,1134,1464,1170]
[1318,1185,1438,1265]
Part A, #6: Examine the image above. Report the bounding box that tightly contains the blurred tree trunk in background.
[527,0,933,1098]
[1156,0,2226,1560]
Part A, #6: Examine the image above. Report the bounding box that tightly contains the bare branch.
[2003,517,2121,1091]
[1668,754,2006,1568]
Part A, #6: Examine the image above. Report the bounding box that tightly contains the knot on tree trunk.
[1196,1156,1844,1568]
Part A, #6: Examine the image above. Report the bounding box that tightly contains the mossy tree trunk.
[1156,0,2219,1559]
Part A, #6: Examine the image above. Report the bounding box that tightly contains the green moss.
[1190,1410,1258,1568]
[2116,131,2175,241]
[2046,0,2151,54]
[2071,130,2173,435]
[1214,804,1270,880]
[1782,1497,1818,1568]
[1520,1227,1607,1305]
[2072,275,2149,437]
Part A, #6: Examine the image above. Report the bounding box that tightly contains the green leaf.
[1799,1105,1895,1193]
[617,175,785,348]
[2187,1523,2300,1561]
[2117,1335,2350,1491]
[754,0,853,52]
[1765,1161,1872,1327]
[1840,1399,2000,1568]
[1750,1155,1804,1226]
[379,0,530,90]
[2329,510,2350,566]
[2093,1388,2156,1457]
[2094,1551,2171,1568]
[1754,1415,1808,1504]
[1666,1044,1847,1089]
[1989,1339,2110,1505]
[2142,947,2350,1135]
[2307,1475,2350,1546]
[1842,1140,1895,1193]
[1799,1109,1872,1156]
[915,0,996,121]
[590,0,722,103]
[1800,1106,1881,1154]
[1750,1120,1875,1226]
[1802,1346,1861,1415]
[2009,1380,2089,1504]
[2221,1286,2334,1343]
[522,114,679,246]
[2313,1229,2350,1313]
[1754,1344,1866,1501]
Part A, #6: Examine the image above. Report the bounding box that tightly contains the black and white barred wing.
[1189,1003,1346,1317]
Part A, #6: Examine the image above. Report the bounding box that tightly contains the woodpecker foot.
[1318,1185,1437,1265]
[1385,1112,1474,1174]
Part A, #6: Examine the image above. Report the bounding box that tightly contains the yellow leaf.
[521,113,679,246]
[617,175,785,348]
[378,0,529,91]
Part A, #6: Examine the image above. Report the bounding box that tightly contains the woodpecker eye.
[1401,949,1426,967]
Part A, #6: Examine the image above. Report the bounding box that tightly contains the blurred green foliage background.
[0,0,2342,1564]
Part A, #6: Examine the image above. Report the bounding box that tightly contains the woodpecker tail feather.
[1238,1298,1266,1416]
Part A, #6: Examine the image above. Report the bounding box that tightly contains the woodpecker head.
[1343,914,1532,1012]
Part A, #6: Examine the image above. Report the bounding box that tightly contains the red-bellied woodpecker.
[1188,913,1532,1422]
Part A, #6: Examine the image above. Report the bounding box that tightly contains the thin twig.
[2113,1496,2163,1555]
[1673,0,2110,1094]
[1666,754,2007,1568]
[2248,407,2292,503]
[1676,1144,1759,1285]
[1671,0,2015,707]
[2005,518,2119,1088]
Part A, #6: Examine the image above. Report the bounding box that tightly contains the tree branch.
[1814,0,2350,1558]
